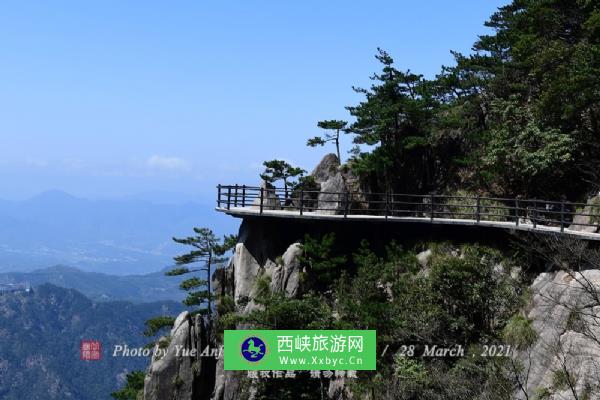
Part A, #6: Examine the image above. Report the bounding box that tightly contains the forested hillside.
[0,284,181,400]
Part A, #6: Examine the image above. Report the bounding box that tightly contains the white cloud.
[61,158,85,169]
[24,157,49,168]
[145,155,191,172]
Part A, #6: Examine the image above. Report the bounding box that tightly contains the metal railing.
[216,185,600,233]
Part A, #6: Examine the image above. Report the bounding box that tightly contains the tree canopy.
[324,1,600,200]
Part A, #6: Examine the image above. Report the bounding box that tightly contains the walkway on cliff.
[215,185,600,241]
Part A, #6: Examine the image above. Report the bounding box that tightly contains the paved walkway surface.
[216,206,600,241]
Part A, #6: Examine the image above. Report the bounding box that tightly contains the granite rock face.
[251,181,282,211]
[311,153,344,214]
[310,153,369,215]
[311,153,341,185]
[144,312,214,400]
[209,220,306,400]
[269,243,303,297]
[515,270,600,399]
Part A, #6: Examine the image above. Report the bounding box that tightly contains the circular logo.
[241,336,266,362]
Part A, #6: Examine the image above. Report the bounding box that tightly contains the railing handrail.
[215,184,600,235]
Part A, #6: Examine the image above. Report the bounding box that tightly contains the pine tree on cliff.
[145,228,236,338]
[345,48,438,193]
[307,119,348,163]
[260,159,306,200]
[170,228,236,317]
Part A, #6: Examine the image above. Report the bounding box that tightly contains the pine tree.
[307,119,348,162]
[260,160,306,200]
[167,228,236,329]
[345,48,438,193]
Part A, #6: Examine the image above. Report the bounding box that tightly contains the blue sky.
[0,1,508,202]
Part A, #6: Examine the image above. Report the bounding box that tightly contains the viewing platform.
[216,185,600,241]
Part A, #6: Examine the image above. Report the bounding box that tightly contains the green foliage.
[533,387,553,400]
[393,355,427,382]
[243,289,335,330]
[482,99,574,196]
[111,371,145,400]
[502,314,538,350]
[307,119,348,162]
[157,227,237,336]
[228,236,523,400]
[214,294,238,336]
[336,240,397,331]
[335,242,522,399]
[451,0,599,197]
[298,233,347,292]
[215,234,238,255]
[443,189,511,221]
[179,277,206,291]
[345,48,438,192]
[321,1,600,199]
[169,228,237,310]
[144,315,176,337]
[260,160,306,198]
[427,245,520,342]
[182,289,211,307]
[566,309,587,333]
[165,267,190,276]
[552,369,576,391]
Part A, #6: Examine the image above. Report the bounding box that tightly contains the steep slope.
[0,284,183,400]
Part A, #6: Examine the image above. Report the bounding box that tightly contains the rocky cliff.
[144,154,352,400]
[142,154,600,400]
[514,270,600,399]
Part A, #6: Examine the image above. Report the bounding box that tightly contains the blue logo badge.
[241,336,266,362]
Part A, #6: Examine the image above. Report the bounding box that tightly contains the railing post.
[515,199,519,227]
[476,195,481,223]
[241,185,246,208]
[299,190,304,216]
[560,201,565,233]
[217,185,221,208]
[259,187,264,215]
[533,200,537,229]
[227,187,231,210]
[234,184,239,207]
[430,194,435,222]
[344,191,349,218]
[385,191,389,220]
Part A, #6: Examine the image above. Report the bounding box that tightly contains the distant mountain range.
[0,190,239,275]
[0,284,184,400]
[0,265,189,303]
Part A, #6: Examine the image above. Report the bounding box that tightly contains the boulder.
[310,154,347,214]
[270,243,303,297]
[311,153,340,184]
[251,181,282,211]
[307,153,372,215]
[318,173,346,215]
[416,249,432,267]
